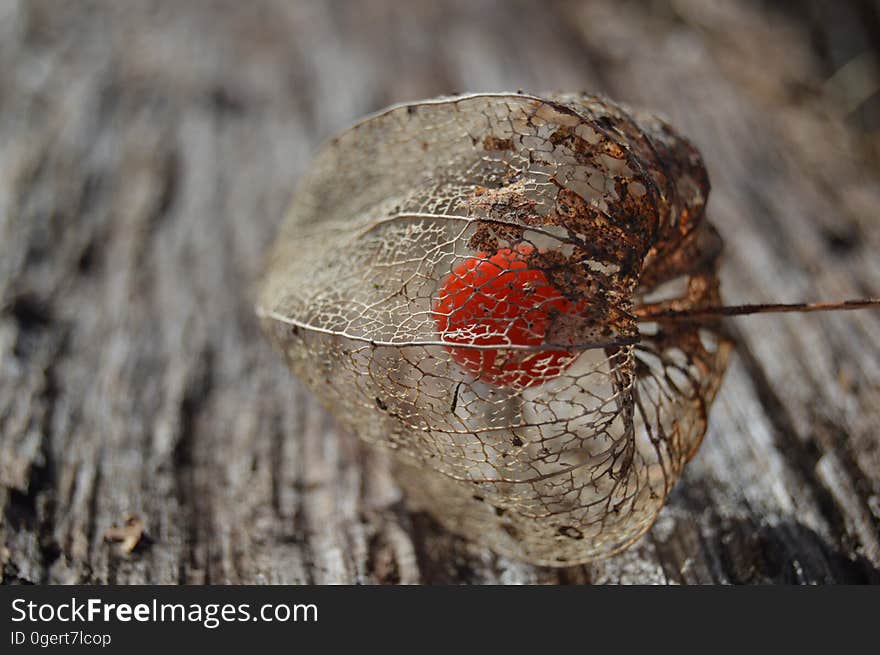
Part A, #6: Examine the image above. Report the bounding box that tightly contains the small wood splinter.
[103,514,146,554]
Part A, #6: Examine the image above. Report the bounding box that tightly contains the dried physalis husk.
[257,93,878,566]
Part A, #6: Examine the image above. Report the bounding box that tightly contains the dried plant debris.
[104,514,147,555]
[257,92,878,566]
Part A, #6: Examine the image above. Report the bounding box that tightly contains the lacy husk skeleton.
[257,93,876,566]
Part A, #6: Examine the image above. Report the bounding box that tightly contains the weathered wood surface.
[2,0,879,584]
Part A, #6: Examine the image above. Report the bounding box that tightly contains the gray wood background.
[2,0,879,584]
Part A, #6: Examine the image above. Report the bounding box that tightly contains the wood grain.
[1,0,878,584]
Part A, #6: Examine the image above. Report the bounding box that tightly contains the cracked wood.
[1,0,879,584]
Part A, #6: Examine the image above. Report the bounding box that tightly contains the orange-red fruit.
[433,245,581,388]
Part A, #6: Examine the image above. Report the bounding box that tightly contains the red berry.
[433,245,581,388]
